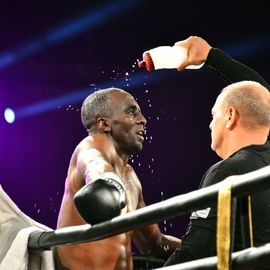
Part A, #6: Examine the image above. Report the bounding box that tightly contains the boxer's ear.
[97,117,111,133]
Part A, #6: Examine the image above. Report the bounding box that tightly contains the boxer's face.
[108,91,147,156]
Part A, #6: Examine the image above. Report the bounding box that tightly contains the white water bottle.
[137,45,204,71]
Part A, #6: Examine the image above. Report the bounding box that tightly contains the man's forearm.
[206,48,270,90]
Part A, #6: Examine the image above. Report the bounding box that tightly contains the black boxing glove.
[74,173,126,225]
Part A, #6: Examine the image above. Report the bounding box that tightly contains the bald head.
[220,81,270,130]
[81,87,129,133]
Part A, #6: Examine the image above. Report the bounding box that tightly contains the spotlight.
[4,108,15,124]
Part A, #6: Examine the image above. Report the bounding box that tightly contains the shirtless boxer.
[56,88,180,270]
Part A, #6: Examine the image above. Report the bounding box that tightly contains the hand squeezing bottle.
[137,45,204,71]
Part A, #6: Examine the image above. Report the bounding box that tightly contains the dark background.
[0,0,269,248]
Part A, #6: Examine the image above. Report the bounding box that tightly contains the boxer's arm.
[133,192,181,259]
[74,149,126,224]
[76,148,114,184]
